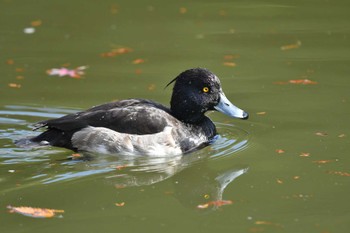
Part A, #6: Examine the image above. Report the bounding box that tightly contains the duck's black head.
[167,68,249,124]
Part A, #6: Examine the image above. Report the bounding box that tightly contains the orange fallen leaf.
[31,20,42,27]
[299,152,311,157]
[179,7,187,14]
[110,4,119,14]
[280,40,301,51]
[223,54,240,60]
[8,83,21,88]
[7,205,64,218]
[288,79,317,85]
[132,58,145,64]
[135,69,143,75]
[115,202,125,207]
[312,160,334,164]
[223,62,237,67]
[326,170,350,177]
[100,47,132,57]
[6,59,14,65]
[197,200,233,209]
[275,149,285,154]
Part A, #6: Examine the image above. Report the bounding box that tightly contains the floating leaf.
[115,202,125,207]
[315,132,328,137]
[197,200,233,209]
[100,47,132,57]
[274,79,317,85]
[289,79,317,85]
[338,134,346,138]
[280,40,301,51]
[7,205,64,218]
[326,170,350,177]
[312,160,335,164]
[8,83,21,88]
[132,58,145,64]
[6,59,14,65]
[223,62,236,67]
[275,149,285,154]
[223,54,240,60]
[47,66,87,78]
[256,112,266,115]
[179,7,187,14]
[299,152,311,157]
[31,20,42,27]
[276,178,283,184]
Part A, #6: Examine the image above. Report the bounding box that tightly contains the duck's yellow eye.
[203,87,209,93]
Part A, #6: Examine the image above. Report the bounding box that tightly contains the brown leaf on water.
[288,79,317,85]
[197,200,233,209]
[326,170,350,177]
[31,20,42,27]
[275,149,285,154]
[7,205,64,218]
[132,58,145,64]
[110,4,119,14]
[223,62,237,67]
[179,7,187,14]
[223,54,240,60]
[100,47,132,57]
[8,83,21,88]
[280,40,301,51]
[115,202,125,207]
[312,160,335,164]
[315,132,328,137]
[276,178,283,184]
[6,59,14,65]
[299,152,311,157]
[274,79,317,85]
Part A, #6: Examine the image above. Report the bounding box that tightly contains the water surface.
[1,0,349,233]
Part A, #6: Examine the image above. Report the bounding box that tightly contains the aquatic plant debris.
[100,47,132,57]
[275,149,285,154]
[115,202,125,207]
[280,40,301,51]
[47,66,87,78]
[274,79,318,85]
[7,205,64,218]
[197,200,233,209]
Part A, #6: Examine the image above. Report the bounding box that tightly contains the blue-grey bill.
[214,92,249,119]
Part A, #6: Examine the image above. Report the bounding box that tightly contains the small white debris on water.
[24,27,35,34]
[8,170,15,173]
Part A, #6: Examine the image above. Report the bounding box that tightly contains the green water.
[1,0,349,232]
